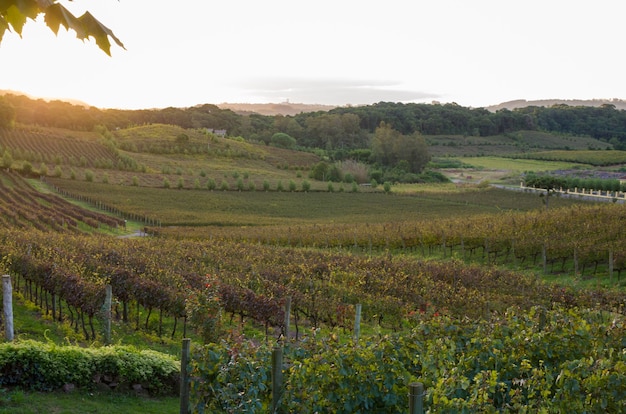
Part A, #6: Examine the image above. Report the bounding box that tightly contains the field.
[1,123,625,413]
[425,130,611,157]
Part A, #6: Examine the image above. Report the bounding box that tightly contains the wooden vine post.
[104,284,112,345]
[409,382,424,414]
[180,338,191,414]
[354,304,362,344]
[284,296,291,341]
[271,346,283,413]
[2,275,14,341]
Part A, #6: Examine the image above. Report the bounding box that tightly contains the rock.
[132,383,148,396]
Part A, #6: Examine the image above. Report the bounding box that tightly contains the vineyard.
[1,189,626,410]
[0,123,625,411]
[0,126,119,169]
[0,170,124,232]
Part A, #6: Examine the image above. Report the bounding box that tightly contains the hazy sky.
[1,0,624,110]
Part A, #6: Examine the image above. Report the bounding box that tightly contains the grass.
[512,149,626,166]
[452,156,588,172]
[0,388,179,414]
[42,179,591,227]
[426,130,610,157]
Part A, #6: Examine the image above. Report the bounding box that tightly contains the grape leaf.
[77,11,125,56]
[0,15,9,42]
[0,0,124,55]
[42,2,82,36]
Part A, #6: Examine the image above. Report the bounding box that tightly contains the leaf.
[42,2,82,36]
[77,11,125,56]
[1,0,40,34]
[0,15,9,42]
[4,4,28,35]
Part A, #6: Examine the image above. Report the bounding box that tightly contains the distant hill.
[486,99,626,112]
[217,102,337,116]
[0,89,91,107]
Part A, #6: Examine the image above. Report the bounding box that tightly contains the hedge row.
[0,340,180,395]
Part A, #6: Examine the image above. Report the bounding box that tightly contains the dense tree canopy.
[0,0,123,55]
[0,96,16,128]
[4,93,626,152]
[371,122,430,173]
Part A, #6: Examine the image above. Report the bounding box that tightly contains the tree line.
[3,94,626,151]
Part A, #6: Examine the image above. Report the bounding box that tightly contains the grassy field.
[511,149,626,166]
[44,178,589,227]
[438,156,591,184]
[425,130,610,157]
[0,389,179,414]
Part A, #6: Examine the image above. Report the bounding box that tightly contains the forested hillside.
[3,93,626,150]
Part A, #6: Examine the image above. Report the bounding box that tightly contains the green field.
[453,156,587,172]
[45,178,589,227]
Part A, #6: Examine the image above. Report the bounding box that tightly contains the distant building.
[206,128,227,137]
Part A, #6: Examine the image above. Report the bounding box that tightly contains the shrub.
[85,170,94,182]
[302,180,311,192]
[220,180,229,191]
[1,150,13,168]
[21,161,33,175]
[132,176,139,186]
[263,180,270,191]
[177,177,185,189]
[289,180,297,192]
[207,178,216,190]
[270,132,296,149]
[383,181,392,193]
[163,178,171,188]
[276,180,284,192]
[53,165,63,178]
[0,340,179,395]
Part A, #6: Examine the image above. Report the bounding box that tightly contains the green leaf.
[4,4,28,34]
[42,2,82,36]
[77,11,125,56]
[0,15,9,42]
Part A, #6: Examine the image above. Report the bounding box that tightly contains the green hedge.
[0,340,180,395]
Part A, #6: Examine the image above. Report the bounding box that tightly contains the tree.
[270,132,296,149]
[371,122,399,167]
[0,0,124,56]
[0,97,16,128]
[371,122,430,173]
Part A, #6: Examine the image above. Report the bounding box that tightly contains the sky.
[1,0,625,110]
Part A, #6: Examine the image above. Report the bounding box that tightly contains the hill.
[217,102,337,116]
[486,98,626,112]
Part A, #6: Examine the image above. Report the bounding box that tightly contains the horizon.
[3,88,625,113]
[2,1,625,111]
